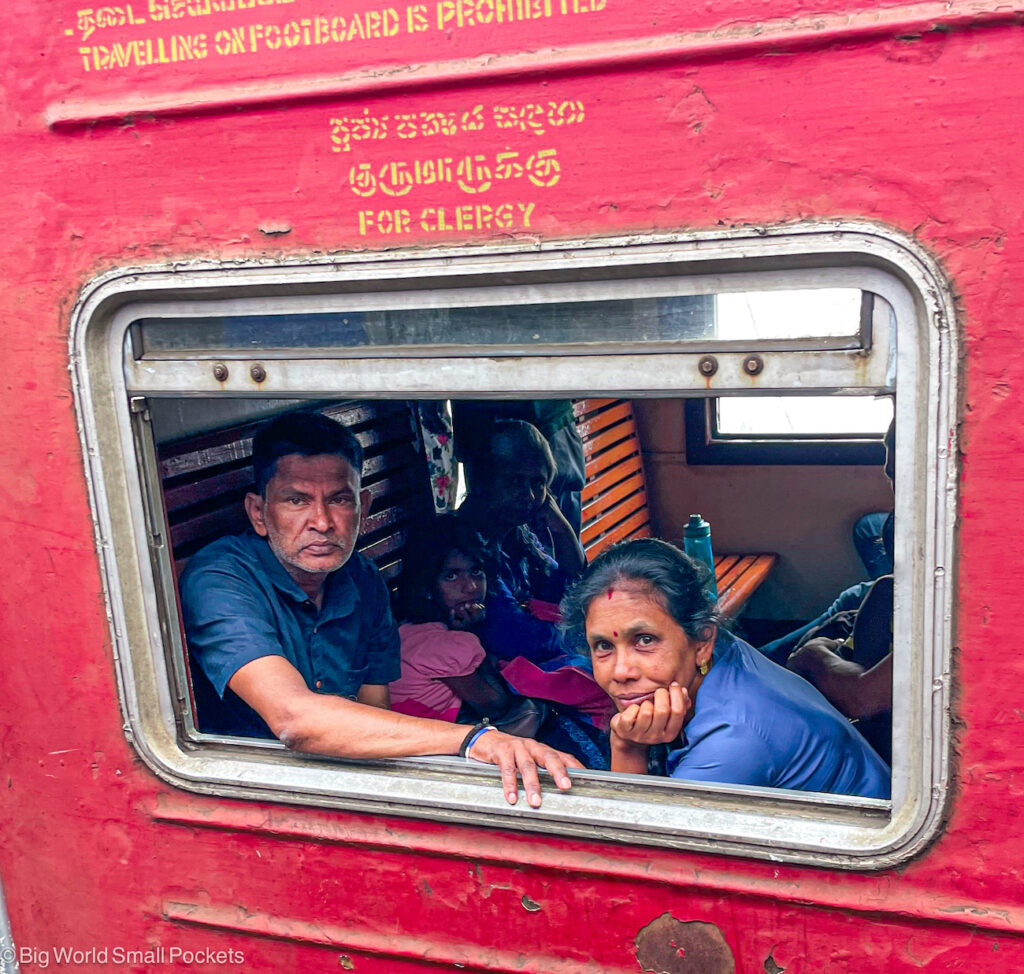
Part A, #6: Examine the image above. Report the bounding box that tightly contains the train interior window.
[73,233,956,866]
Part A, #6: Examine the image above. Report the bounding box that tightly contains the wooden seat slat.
[716,554,778,619]
[361,444,423,483]
[581,490,647,545]
[574,401,634,440]
[584,510,651,556]
[359,502,412,537]
[582,416,637,461]
[581,455,644,503]
[161,439,253,480]
[163,465,252,513]
[716,554,759,593]
[713,554,742,577]
[574,398,651,559]
[362,469,420,504]
[572,398,616,419]
[585,437,642,480]
[581,470,645,525]
[358,530,406,563]
[159,400,412,479]
[171,507,251,552]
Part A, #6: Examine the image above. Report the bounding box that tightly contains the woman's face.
[585,584,714,713]
[435,550,487,612]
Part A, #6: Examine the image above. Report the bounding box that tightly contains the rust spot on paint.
[338,954,355,970]
[258,222,292,236]
[521,894,542,913]
[635,913,735,974]
[763,952,786,974]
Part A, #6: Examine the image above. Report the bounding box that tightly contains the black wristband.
[458,720,490,757]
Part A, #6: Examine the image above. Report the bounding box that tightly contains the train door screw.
[742,354,764,376]
[250,364,267,383]
[698,355,718,377]
[212,363,229,382]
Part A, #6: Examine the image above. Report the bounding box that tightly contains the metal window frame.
[69,223,957,870]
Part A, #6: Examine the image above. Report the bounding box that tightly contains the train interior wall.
[634,398,893,622]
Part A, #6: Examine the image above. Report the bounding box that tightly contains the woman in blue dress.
[560,539,890,799]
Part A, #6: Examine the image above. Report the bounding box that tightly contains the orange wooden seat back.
[574,398,652,559]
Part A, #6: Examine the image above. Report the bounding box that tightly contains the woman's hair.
[560,538,721,642]
[396,514,491,624]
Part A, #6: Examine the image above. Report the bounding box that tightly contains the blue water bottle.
[683,513,718,600]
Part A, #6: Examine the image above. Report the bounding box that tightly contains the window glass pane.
[136,299,714,353]
[715,289,862,340]
[133,287,865,355]
[717,395,895,437]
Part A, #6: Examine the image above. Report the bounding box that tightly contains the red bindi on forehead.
[607,587,614,598]
[613,631,618,637]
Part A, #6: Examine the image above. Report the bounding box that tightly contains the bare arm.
[786,639,893,719]
[535,490,586,576]
[228,656,581,806]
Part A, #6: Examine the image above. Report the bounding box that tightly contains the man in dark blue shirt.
[180,411,579,807]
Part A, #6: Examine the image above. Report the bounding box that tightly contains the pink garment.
[526,599,562,623]
[499,657,615,729]
[390,622,486,722]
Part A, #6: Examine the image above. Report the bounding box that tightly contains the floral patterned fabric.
[416,401,458,513]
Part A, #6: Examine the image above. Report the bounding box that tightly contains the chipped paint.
[635,914,735,974]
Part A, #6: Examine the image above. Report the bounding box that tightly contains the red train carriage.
[0,0,1021,970]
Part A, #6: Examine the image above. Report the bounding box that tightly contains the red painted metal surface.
[2,0,1024,970]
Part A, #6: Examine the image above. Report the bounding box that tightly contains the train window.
[685,290,893,463]
[71,228,957,868]
[685,394,895,465]
[717,395,894,437]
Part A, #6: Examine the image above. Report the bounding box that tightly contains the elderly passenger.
[560,539,890,799]
[457,420,586,667]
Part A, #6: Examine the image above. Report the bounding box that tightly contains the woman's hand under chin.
[608,683,692,774]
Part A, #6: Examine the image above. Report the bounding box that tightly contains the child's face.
[435,550,487,612]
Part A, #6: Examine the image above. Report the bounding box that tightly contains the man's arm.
[787,638,893,719]
[228,655,580,807]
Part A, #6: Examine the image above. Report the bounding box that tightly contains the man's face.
[245,453,368,586]
[479,450,551,529]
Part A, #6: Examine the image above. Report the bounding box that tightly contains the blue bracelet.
[464,725,496,760]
